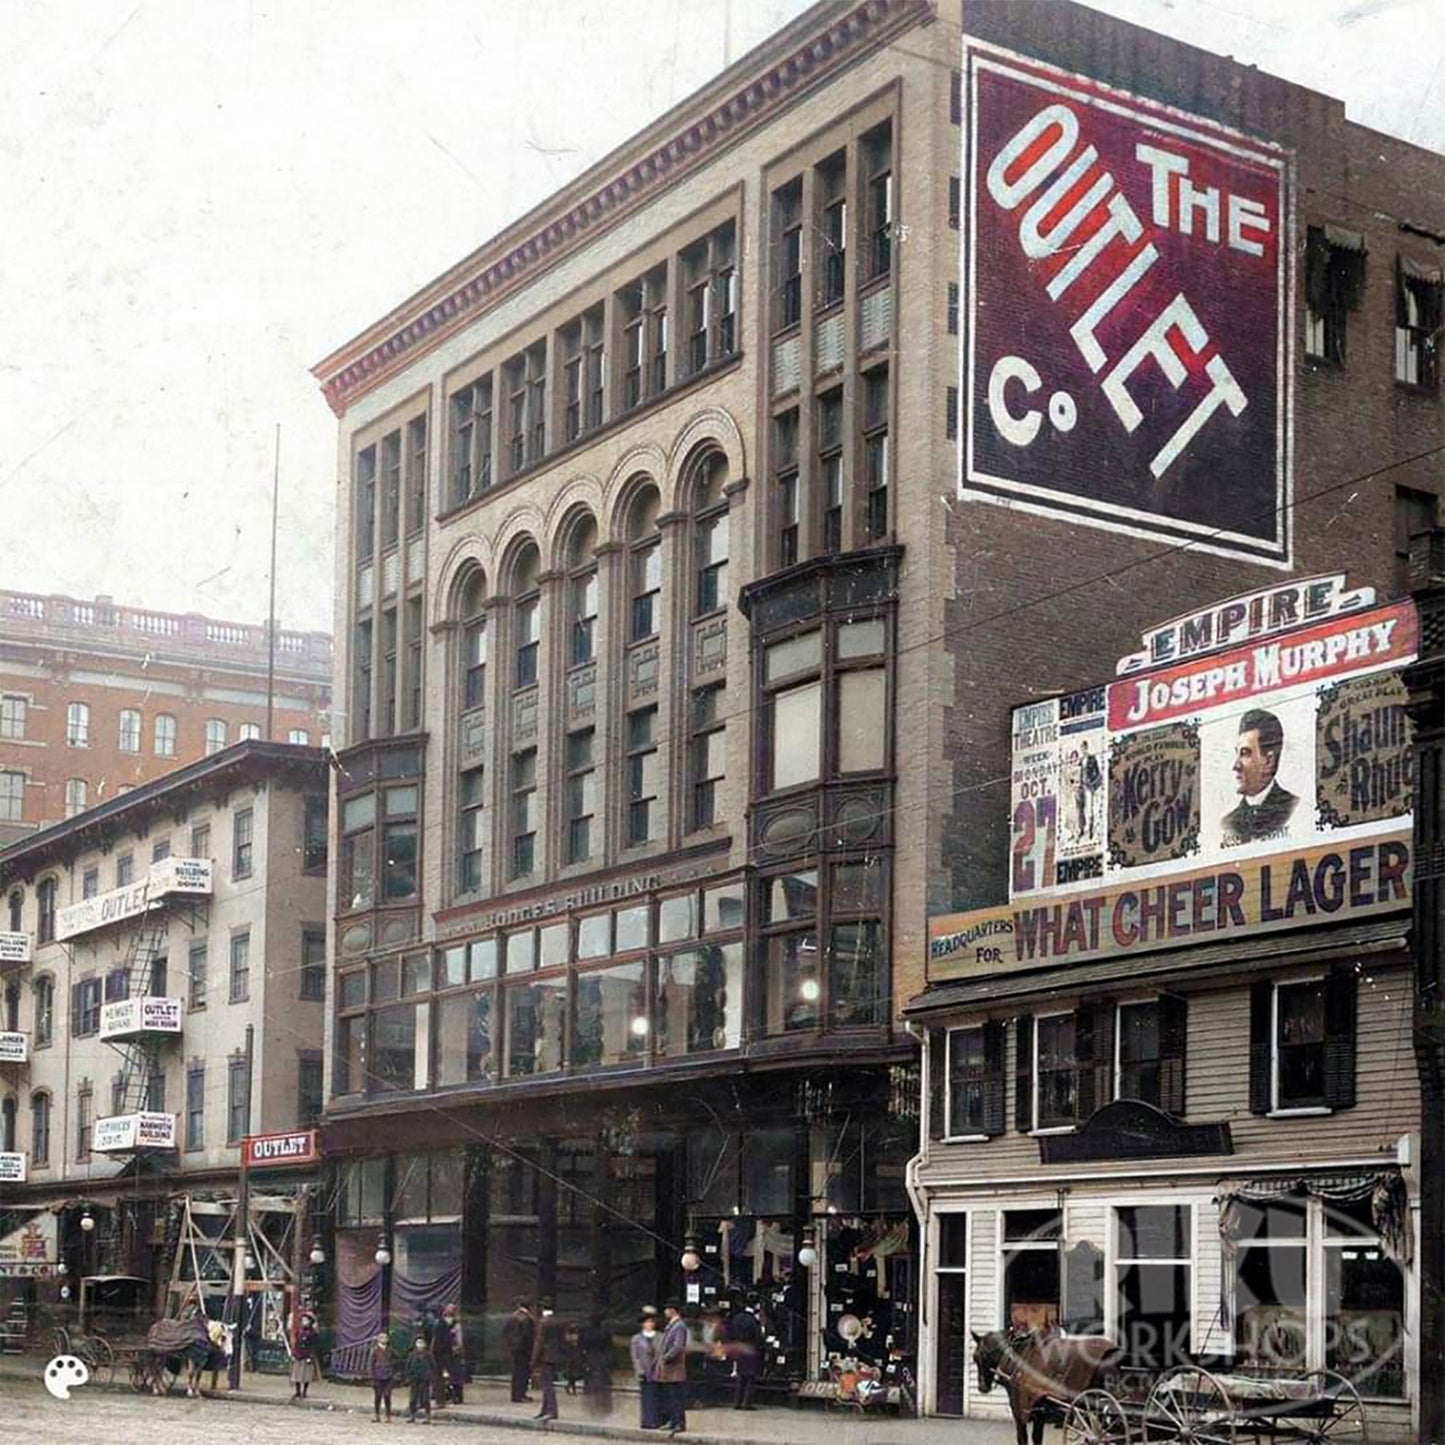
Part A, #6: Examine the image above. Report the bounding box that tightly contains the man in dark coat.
[531,1298,567,1420]
[502,1297,536,1403]
[726,1298,763,1410]
[657,1299,690,1434]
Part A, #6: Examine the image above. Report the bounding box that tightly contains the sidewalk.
[0,1348,1021,1445]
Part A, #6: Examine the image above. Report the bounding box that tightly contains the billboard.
[57,855,212,942]
[99,996,183,1041]
[932,587,1416,981]
[961,43,1292,562]
[0,1207,56,1275]
[93,1111,177,1153]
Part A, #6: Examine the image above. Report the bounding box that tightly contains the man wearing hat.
[657,1299,690,1435]
[726,1296,763,1410]
[531,1297,566,1420]
[503,1297,535,1404]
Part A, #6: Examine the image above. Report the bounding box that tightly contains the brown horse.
[972,1328,1122,1445]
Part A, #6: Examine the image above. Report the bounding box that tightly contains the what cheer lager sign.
[960,43,1292,562]
[931,582,1416,981]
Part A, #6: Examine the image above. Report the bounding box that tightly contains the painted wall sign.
[242,1129,318,1169]
[98,996,183,1041]
[0,1153,28,1186]
[1010,599,1415,901]
[0,932,31,965]
[0,1031,29,1064]
[57,856,212,941]
[930,831,1411,979]
[961,43,1292,562]
[92,1111,177,1153]
[0,1208,55,1274]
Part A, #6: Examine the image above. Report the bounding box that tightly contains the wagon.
[1061,1363,1368,1445]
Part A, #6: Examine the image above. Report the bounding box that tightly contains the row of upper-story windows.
[1305,227,1444,390]
[935,969,1361,1141]
[0,696,311,757]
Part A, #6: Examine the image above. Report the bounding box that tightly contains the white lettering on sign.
[244,1130,317,1167]
[1134,142,1272,255]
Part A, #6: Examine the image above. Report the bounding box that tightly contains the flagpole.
[265,423,280,740]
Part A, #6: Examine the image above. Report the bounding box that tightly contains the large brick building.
[309,0,1443,1409]
[0,590,332,844]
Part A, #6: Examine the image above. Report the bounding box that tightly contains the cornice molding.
[312,0,929,418]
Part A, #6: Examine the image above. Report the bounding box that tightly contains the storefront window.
[372,1003,422,1092]
[578,912,611,959]
[1115,1205,1192,1369]
[655,945,742,1057]
[505,979,565,1076]
[1003,1209,1061,1332]
[469,938,498,981]
[743,1125,794,1216]
[435,988,494,1086]
[573,962,647,1068]
[616,904,650,953]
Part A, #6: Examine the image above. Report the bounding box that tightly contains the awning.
[1323,223,1365,252]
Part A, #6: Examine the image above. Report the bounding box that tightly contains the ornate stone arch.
[543,475,605,569]
[603,443,668,542]
[432,535,494,629]
[665,405,746,513]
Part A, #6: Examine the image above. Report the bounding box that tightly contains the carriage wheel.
[1063,1387,1133,1445]
[52,1326,71,1358]
[1302,1370,1369,1445]
[91,1333,115,1382]
[1143,1365,1236,1445]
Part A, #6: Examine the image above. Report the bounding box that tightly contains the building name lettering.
[441,873,663,938]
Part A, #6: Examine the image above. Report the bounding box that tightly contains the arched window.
[118,708,141,753]
[567,516,599,667]
[66,702,90,747]
[6,889,20,933]
[288,728,310,745]
[34,976,53,1047]
[626,483,662,644]
[30,1089,50,1165]
[205,719,227,755]
[239,722,261,742]
[512,544,541,689]
[36,878,56,946]
[458,570,488,713]
[691,451,730,617]
[154,713,177,756]
[64,779,87,819]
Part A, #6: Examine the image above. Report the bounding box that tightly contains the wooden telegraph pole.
[228,1024,254,1391]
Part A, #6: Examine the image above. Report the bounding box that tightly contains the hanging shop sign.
[0,1153,29,1187]
[0,932,31,965]
[92,1111,177,1153]
[57,857,212,942]
[0,1031,29,1064]
[98,996,183,1041]
[242,1130,318,1169]
[960,42,1292,562]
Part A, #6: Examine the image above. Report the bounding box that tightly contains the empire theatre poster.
[930,580,1417,980]
[959,43,1292,563]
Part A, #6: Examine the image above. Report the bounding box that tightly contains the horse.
[972,1327,1122,1445]
[145,1315,214,1397]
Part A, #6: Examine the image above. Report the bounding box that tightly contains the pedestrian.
[405,1335,433,1424]
[370,1331,398,1422]
[531,1297,566,1420]
[290,1308,319,1400]
[630,1308,661,1429]
[443,1303,466,1404]
[579,1309,613,1417]
[563,1318,584,1395]
[503,1296,536,1403]
[657,1299,690,1435]
[430,1302,457,1411]
[726,1297,763,1411]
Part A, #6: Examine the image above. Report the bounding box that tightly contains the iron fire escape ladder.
[104,911,172,1117]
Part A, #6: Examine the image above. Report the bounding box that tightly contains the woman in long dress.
[289,1309,319,1399]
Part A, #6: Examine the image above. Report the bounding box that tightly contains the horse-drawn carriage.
[973,1328,1369,1445]
[121,1315,232,1396]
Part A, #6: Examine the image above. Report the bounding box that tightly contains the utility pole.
[1404,528,1445,1445]
[228,1023,254,1391]
[265,423,281,741]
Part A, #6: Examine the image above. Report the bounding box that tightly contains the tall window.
[455,572,488,716]
[773,410,800,568]
[380,606,398,735]
[355,618,373,740]
[568,518,599,666]
[232,807,254,878]
[1303,226,1365,365]
[227,1056,249,1144]
[1395,257,1442,388]
[451,376,493,507]
[37,878,56,945]
[35,975,54,1046]
[300,928,326,1001]
[626,706,659,846]
[341,792,376,910]
[186,1064,205,1150]
[817,389,844,553]
[627,485,662,643]
[0,694,26,740]
[191,821,211,859]
[946,1023,1005,1137]
[1035,1012,1079,1129]
[0,772,24,824]
[619,265,668,409]
[355,444,377,559]
[862,366,890,540]
[683,221,737,376]
[773,177,803,330]
[205,719,227,755]
[406,414,428,534]
[862,120,893,281]
[688,684,725,831]
[66,702,90,747]
[380,429,402,549]
[118,708,141,752]
[76,1084,92,1163]
[1115,1206,1191,1369]
[563,305,605,441]
[228,931,251,1002]
[512,544,541,689]
[458,767,485,892]
[382,784,418,899]
[504,343,547,475]
[30,1090,50,1167]
[7,890,21,932]
[565,729,596,864]
[298,1052,324,1127]
[154,713,177,756]
[406,595,423,731]
[511,749,538,878]
[188,942,208,1010]
[116,853,134,887]
[64,779,87,819]
[1003,1208,1061,1332]
[692,452,729,616]
[818,149,847,307]
[1395,486,1438,597]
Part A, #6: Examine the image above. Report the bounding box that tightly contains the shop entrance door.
[933,1213,969,1415]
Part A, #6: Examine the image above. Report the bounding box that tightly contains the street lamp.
[374,1236,392,1267]
[797,1227,818,1270]
[680,1233,701,1274]
[309,1244,326,1266]
[79,1207,95,1233]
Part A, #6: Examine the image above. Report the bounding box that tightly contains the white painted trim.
[1268,1106,1332,1119]
[916,1155,1397,1192]
[1270,974,1327,1112]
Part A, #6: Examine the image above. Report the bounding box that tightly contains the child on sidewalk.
[370,1331,398,1422]
[405,1336,433,1424]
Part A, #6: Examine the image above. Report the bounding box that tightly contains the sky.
[1,0,1441,636]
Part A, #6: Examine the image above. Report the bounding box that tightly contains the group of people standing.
[368,1303,465,1424]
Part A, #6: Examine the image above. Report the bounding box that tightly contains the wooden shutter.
[1075,1003,1098,1120]
[1324,966,1359,1110]
[1159,993,1189,1117]
[1014,1015,1034,1133]
[1248,980,1273,1116]
[1092,1001,1116,1114]
[982,1020,1006,1137]
[928,1028,947,1141]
